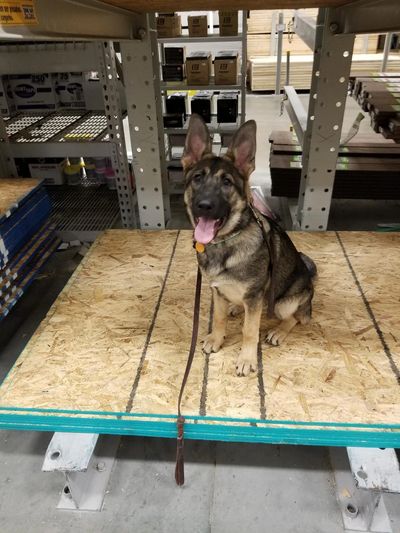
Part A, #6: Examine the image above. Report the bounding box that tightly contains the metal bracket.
[283,86,307,145]
[330,447,393,533]
[294,12,316,50]
[43,433,120,511]
[348,448,400,493]
[0,116,18,179]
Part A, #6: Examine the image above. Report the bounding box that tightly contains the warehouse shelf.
[164,114,241,135]
[0,42,99,74]
[160,75,243,92]
[158,33,245,43]
[46,185,123,241]
[6,110,112,158]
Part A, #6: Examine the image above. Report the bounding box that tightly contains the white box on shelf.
[55,72,86,109]
[29,160,66,185]
[9,73,58,111]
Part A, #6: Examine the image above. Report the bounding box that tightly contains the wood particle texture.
[0,179,40,218]
[0,230,399,429]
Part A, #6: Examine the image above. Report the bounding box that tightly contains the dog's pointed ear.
[226,120,256,178]
[181,114,211,172]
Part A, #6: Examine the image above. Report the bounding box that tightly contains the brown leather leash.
[175,206,277,485]
[175,266,202,486]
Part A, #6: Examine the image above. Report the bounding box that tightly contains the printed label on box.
[0,0,37,25]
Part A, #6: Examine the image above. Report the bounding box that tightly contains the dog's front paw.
[235,348,257,377]
[265,327,287,346]
[202,333,224,355]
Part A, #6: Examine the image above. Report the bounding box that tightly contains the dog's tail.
[300,252,317,279]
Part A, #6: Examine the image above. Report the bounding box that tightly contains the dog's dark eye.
[192,172,202,182]
[222,176,232,187]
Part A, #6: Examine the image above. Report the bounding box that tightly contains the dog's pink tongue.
[194,217,218,244]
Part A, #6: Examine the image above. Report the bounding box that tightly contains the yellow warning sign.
[0,0,37,25]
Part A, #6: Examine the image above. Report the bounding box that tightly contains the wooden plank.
[0,230,399,430]
[100,0,351,13]
[249,54,400,91]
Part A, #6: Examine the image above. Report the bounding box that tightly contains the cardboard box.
[29,160,65,185]
[186,52,211,86]
[9,73,58,111]
[156,14,181,38]
[0,77,16,117]
[188,15,208,37]
[214,51,238,85]
[55,72,85,109]
[219,10,238,36]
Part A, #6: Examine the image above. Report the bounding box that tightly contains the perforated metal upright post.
[97,41,137,228]
[120,15,169,229]
[294,9,355,231]
[0,116,18,178]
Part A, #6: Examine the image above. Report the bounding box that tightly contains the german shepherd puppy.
[182,115,316,377]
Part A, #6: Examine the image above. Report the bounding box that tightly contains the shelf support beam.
[292,8,355,231]
[283,86,307,146]
[293,12,316,51]
[121,14,169,229]
[97,41,138,228]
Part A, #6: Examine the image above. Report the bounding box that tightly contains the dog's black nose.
[196,199,214,212]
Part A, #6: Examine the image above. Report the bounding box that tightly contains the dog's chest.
[197,250,247,305]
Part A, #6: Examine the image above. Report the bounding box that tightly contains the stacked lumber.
[247,34,379,59]
[248,54,400,91]
[269,130,400,199]
[247,9,317,34]
[0,179,58,321]
[352,74,400,143]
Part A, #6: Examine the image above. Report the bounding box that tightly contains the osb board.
[100,0,349,13]
[0,230,399,429]
[0,179,40,219]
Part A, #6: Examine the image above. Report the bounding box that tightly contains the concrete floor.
[1,94,400,532]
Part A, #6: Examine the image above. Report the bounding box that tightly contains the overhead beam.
[329,0,400,34]
[0,0,141,40]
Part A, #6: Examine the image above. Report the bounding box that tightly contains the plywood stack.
[247,9,379,61]
[352,74,400,143]
[249,54,400,92]
[0,179,58,321]
[269,130,400,198]
[248,33,379,59]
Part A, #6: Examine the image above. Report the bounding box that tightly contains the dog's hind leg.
[203,288,229,355]
[265,296,299,346]
[265,316,297,346]
[236,298,263,377]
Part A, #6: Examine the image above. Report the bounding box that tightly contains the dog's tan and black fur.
[183,115,316,376]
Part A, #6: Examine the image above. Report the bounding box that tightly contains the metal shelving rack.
[283,3,400,232]
[1,0,400,522]
[0,40,138,231]
[156,11,247,196]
